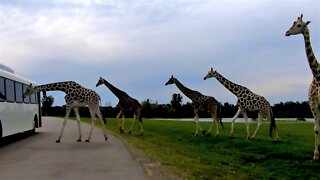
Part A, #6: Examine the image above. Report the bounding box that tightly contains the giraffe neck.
[35,81,76,93]
[214,71,246,97]
[303,28,319,80]
[174,80,197,100]
[102,80,126,99]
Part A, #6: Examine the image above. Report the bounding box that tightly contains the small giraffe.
[204,68,279,140]
[96,77,143,135]
[165,75,223,136]
[286,14,319,160]
[22,81,108,143]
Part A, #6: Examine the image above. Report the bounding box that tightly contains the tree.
[42,95,54,116]
[170,93,183,117]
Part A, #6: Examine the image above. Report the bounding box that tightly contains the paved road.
[0,117,148,180]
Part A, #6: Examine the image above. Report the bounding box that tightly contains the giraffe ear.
[306,21,311,25]
[211,68,213,72]
[171,75,173,78]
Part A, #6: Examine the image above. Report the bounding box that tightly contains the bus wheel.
[0,121,3,143]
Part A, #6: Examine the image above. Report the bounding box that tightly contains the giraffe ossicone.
[204,68,279,141]
[96,77,143,135]
[23,81,108,143]
[286,14,319,160]
[165,75,223,136]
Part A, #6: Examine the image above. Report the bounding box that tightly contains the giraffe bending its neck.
[286,14,319,160]
[204,68,279,141]
[96,77,143,135]
[22,81,108,143]
[165,76,223,136]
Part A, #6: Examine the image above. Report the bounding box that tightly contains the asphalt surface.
[0,117,148,180]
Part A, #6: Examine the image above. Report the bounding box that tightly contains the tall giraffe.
[204,68,279,140]
[96,77,143,135]
[286,14,319,160]
[22,81,108,143]
[165,76,223,136]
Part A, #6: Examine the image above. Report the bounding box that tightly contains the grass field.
[80,117,320,179]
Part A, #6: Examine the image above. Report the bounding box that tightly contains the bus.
[0,64,41,141]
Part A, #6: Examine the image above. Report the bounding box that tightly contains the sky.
[0,0,319,106]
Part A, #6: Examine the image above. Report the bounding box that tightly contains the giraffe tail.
[270,114,276,137]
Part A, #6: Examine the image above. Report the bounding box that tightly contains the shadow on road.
[0,131,38,147]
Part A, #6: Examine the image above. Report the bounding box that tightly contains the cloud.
[0,0,319,106]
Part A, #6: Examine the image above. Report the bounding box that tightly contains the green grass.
[79,118,320,179]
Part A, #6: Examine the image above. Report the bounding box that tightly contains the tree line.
[41,94,312,119]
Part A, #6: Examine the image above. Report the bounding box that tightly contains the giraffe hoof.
[206,133,211,137]
[77,139,82,142]
[105,137,108,141]
[55,139,61,143]
[139,132,144,136]
[202,130,206,135]
[194,133,199,136]
[215,134,220,138]
[85,139,90,142]
[128,131,132,134]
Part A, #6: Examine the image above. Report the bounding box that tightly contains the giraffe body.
[204,69,279,140]
[23,81,108,142]
[96,77,143,135]
[286,14,319,160]
[165,76,223,136]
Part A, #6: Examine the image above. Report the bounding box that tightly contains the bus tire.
[0,121,3,142]
[29,115,37,134]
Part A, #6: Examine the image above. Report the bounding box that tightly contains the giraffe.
[285,14,319,160]
[96,77,143,135]
[204,68,279,141]
[22,81,108,143]
[165,75,223,136]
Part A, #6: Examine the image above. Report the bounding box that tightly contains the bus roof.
[0,68,37,86]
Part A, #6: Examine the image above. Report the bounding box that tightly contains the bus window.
[23,84,30,103]
[30,92,36,104]
[0,77,4,102]
[15,82,23,103]
[5,79,15,102]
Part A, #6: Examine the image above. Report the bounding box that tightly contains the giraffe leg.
[128,114,136,134]
[121,113,125,133]
[313,110,320,160]
[56,106,71,143]
[309,101,320,160]
[230,109,241,139]
[207,111,219,136]
[194,112,204,136]
[96,108,108,141]
[86,109,97,142]
[250,112,263,140]
[116,111,123,133]
[243,112,250,141]
[73,107,82,142]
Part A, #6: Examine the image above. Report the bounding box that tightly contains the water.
[148,118,314,123]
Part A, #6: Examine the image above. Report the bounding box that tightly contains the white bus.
[0,65,41,140]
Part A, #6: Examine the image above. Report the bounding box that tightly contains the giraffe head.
[165,75,177,86]
[285,14,311,36]
[22,83,38,98]
[96,77,105,87]
[204,68,218,80]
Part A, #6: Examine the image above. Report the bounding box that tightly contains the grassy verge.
[79,118,320,179]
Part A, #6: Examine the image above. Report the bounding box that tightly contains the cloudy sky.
[0,0,319,106]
